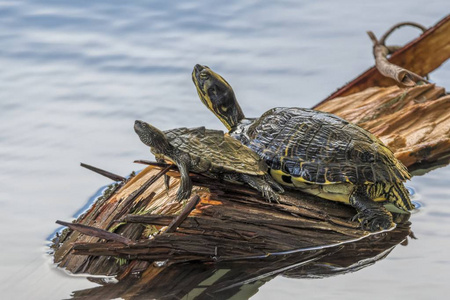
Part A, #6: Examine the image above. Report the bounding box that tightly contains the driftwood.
[53,165,367,271]
[52,17,449,299]
[367,25,429,86]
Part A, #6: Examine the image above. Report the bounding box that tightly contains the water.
[0,1,449,299]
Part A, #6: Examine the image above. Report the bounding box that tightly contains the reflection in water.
[70,223,412,300]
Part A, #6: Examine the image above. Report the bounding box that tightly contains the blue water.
[0,1,449,299]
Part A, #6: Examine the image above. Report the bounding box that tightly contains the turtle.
[192,64,414,231]
[134,120,284,202]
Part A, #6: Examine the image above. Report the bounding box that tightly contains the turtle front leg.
[174,159,192,202]
[350,186,394,231]
[240,174,280,203]
[264,175,285,194]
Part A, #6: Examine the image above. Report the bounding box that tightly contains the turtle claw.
[261,187,280,204]
[175,189,191,202]
[163,175,171,192]
[241,174,281,204]
[353,210,394,232]
[266,192,280,204]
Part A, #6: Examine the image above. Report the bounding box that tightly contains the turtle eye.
[199,72,209,80]
[208,87,217,96]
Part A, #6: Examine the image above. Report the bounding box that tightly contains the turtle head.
[192,64,245,130]
[134,120,171,154]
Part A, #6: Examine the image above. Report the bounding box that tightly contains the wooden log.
[53,165,364,272]
[53,161,414,278]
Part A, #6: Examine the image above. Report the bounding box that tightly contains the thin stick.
[55,220,134,245]
[134,160,176,169]
[367,22,429,87]
[379,22,427,46]
[165,195,201,233]
[80,163,126,182]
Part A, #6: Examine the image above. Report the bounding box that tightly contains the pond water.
[0,1,449,299]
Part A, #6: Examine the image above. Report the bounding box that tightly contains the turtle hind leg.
[240,174,280,203]
[350,186,394,232]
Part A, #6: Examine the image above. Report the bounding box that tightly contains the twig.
[165,195,201,233]
[367,22,429,86]
[55,220,134,245]
[134,160,177,170]
[379,22,427,45]
[80,163,126,182]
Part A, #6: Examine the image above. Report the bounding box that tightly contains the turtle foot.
[175,189,191,202]
[352,210,394,232]
[262,188,280,204]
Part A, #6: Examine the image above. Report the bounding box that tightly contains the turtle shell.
[164,127,267,176]
[233,107,410,184]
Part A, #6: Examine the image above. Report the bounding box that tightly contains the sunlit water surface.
[0,1,449,299]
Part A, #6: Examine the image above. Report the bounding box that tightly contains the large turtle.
[192,64,414,231]
[134,120,283,202]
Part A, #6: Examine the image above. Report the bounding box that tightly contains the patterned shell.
[235,108,410,184]
[164,127,267,175]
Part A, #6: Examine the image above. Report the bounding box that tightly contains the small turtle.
[134,120,284,202]
[192,64,414,231]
